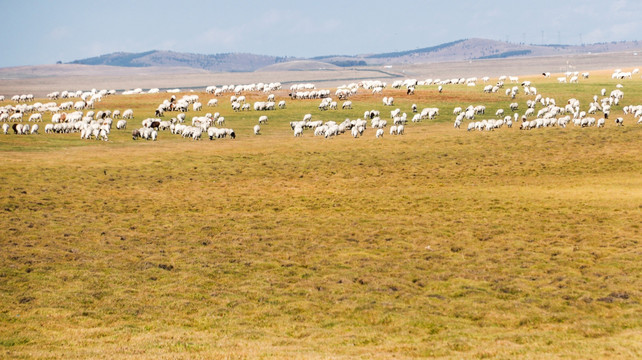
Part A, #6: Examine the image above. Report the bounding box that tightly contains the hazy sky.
[2,0,641,67]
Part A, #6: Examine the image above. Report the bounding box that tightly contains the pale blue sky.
[1,0,641,67]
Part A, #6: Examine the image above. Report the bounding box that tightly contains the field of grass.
[1,71,641,359]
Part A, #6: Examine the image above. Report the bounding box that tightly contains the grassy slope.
[1,72,641,359]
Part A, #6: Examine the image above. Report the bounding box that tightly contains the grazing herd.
[460,69,642,132]
[1,68,641,143]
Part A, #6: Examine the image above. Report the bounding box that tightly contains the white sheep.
[375,128,384,138]
[253,124,261,135]
[596,118,605,127]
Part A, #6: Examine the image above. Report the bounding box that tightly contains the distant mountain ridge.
[69,50,293,72]
[68,38,642,72]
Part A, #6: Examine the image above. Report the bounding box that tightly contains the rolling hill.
[67,38,642,72]
[69,50,294,72]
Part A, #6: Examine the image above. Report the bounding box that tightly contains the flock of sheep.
[1,68,642,142]
[458,69,641,132]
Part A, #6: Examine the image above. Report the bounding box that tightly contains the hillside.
[69,50,295,72]
[317,38,642,65]
[65,38,642,72]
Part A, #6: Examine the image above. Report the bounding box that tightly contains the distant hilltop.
[65,38,641,72]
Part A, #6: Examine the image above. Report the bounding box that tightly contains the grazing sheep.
[596,118,605,128]
[258,115,268,124]
[253,124,261,135]
[207,127,218,140]
[375,128,384,138]
[615,117,624,126]
[118,109,133,120]
[9,113,23,122]
[2,123,9,134]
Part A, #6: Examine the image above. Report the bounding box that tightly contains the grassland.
[1,71,641,359]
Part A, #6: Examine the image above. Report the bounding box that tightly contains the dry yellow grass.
[1,71,641,359]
